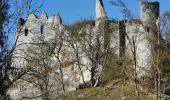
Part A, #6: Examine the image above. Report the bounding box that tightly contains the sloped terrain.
[56,79,156,100]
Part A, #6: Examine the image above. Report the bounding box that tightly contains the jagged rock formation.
[9,0,170,100]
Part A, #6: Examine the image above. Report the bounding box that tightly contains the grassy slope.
[56,79,156,100]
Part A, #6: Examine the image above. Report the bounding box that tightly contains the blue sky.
[41,0,170,24]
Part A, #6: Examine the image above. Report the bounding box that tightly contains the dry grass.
[56,79,156,100]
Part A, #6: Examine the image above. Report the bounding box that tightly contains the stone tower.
[95,0,107,26]
[96,0,107,19]
[140,1,160,52]
[140,1,159,25]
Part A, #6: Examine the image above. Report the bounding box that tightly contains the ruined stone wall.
[9,0,162,99]
[140,1,159,26]
[10,11,97,99]
[124,20,152,76]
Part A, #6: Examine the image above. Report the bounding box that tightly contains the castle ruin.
[9,0,169,99]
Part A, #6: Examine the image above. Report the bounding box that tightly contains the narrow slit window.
[146,26,150,32]
[40,25,44,34]
[25,28,28,36]
[145,8,151,13]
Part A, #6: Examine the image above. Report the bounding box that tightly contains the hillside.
[56,79,156,100]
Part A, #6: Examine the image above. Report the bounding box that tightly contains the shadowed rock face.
[96,0,107,20]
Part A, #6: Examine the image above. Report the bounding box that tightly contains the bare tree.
[0,0,43,99]
[111,0,170,100]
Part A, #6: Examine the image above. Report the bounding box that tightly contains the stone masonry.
[9,0,164,99]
